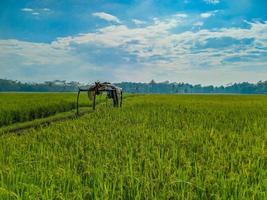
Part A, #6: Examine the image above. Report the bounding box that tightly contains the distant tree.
[149,79,156,85]
[0,78,266,94]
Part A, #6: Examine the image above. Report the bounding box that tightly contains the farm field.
[0,94,266,199]
[0,93,94,127]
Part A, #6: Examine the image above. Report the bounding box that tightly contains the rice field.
[0,94,266,199]
[0,93,91,127]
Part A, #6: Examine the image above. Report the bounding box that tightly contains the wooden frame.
[76,82,122,114]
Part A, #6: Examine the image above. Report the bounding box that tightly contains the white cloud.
[21,8,33,12]
[200,13,212,18]
[92,12,121,23]
[132,19,146,25]
[0,40,71,66]
[0,40,101,82]
[21,7,51,15]
[53,15,183,49]
[52,18,267,83]
[1,14,267,84]
[193,21,204,26]
[200,11,215,18]
[174,13,188,18]
[203,0,220,4]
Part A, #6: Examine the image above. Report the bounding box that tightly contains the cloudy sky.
[0,0,267,85]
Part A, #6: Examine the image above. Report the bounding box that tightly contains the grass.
[0,93,95,127]
[0,107,92,135]
[0,94,266,199]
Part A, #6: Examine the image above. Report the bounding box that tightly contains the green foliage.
[0,93,91,127]
[1,78,267,94]
[116,81,267,94]
[0,95,266,199]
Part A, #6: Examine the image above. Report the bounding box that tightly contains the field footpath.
[0,94,136,135]
[0,107,92,135]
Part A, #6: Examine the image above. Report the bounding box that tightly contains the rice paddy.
[0,94,266,199]
[0,93,91,127]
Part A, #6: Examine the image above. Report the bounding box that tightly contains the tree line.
[0,79,266,94]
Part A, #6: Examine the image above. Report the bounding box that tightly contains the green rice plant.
[0,94,266,199]
[0,93,91,127]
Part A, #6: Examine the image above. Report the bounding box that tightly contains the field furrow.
[0,93,97,127]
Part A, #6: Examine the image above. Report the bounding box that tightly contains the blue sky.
[0,0,267,85]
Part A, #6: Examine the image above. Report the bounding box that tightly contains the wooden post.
[111,90,116,107]
[115,90,119,107]
[76,90,80,115]
[120,90,122,107]
[92,91,96,110]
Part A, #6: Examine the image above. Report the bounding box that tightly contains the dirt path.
[0,108,92,135]
[0,94,137,135]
